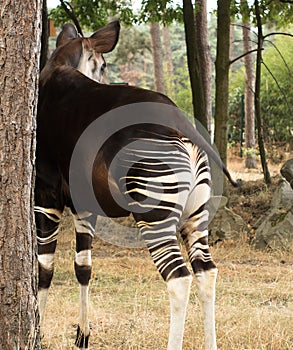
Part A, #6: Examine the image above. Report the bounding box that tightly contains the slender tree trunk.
[254,0,271,184]
[214,0,231,194]
[182,0,206,127]
[162,25,174,99]
[214,0,231,166]
[40,0,49,70]
[150,22,165,94]
[195,0,213,133]
[229,22,235,75]
[0,0,42,349]
[241,0,257,169]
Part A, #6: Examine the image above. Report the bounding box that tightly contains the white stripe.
[75,250,92,266]
[37,227,59,245]
[38,253,54,270]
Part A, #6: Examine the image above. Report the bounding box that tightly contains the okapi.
[36,20,238,350]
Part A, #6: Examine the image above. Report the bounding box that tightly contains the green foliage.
[172,57,193,118]
[49,0,135,30]
[228,31,293,143]
[139,0,182,24]
[261,34,293,142]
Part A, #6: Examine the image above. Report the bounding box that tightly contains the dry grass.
[41,224,293,350]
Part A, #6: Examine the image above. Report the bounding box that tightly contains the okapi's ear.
[56,23,78,48]
[90,20,120,53]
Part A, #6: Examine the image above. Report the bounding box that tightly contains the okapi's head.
[42,20,120,83]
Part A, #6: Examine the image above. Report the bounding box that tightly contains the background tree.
[163,25,175,99]
[0,0,42,348]
[182,0,206,128]
[241,0,257,169]
[214,0,231,170]
[150,22,165,93]
[195,0,213,132]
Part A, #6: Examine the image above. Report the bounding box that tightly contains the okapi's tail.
[179,117,241,188]
[192,127,241,187]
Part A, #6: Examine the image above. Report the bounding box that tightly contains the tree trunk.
[162,25,174,99]
[182,0,206,128]
[195,0,213,133]
[0,0,42,349]
[150,22,165,94]
[254,0,271,184]
[214,0,231,166]
[214,0,231,194]
[241,0,257,169]
[40,0,49,70]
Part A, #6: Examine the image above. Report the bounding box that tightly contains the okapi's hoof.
[75,325,90,349]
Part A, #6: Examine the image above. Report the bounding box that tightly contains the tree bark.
[254,0,271,184]
[40,0,49,70]
[0,0,42,348]
[150,22,165,94]
[162,25,174,99]
[241,0,257,169]
[214,0,231,194]
[182,0,206,127]
[214,0,231,166]
[195,0,213,133]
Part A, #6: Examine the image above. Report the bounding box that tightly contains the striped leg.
[121,135,195,350]
[180,143,217,350]
[73,212,95,349]
[181,204,217,350]
[136,218,192,350]
[35,206,63,336]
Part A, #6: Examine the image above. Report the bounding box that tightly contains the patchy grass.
[41,225,293,350]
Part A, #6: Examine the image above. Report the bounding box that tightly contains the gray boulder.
[281,158,293,189]
[254,166,293,249]
[254,206,293,250]
[209,196,248,243]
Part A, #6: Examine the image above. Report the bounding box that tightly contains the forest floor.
[41,146,293,350]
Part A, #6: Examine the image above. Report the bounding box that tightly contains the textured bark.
[241,1,257,169]
[150,22,165,94]
[40,0,49,70]
[0,0,42,349]
[214,0,231,194]
[162,25,174,99]
[214,0,231,167]
[195,0,213,133]
[182,0,206,127]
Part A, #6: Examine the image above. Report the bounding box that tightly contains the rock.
[209,196,248,243]
[281,158,293,189]
[254,175,293,250]
[271,179,293,209]
[254,206,293,250]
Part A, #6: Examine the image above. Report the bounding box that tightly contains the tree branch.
[230,48,261,65]
[262,60,292,115]
[280,0,293,4]
[60,0,83,36]
[264,39,292,76]
[264,32,293,40]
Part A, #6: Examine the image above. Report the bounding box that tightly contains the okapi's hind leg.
[135,217,192,350]
[35,205,63,336]
[73,211,95,349]
[180,207,217,350]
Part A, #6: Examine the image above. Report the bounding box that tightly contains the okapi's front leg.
[73,212,95,349]
[35,205,63,336]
